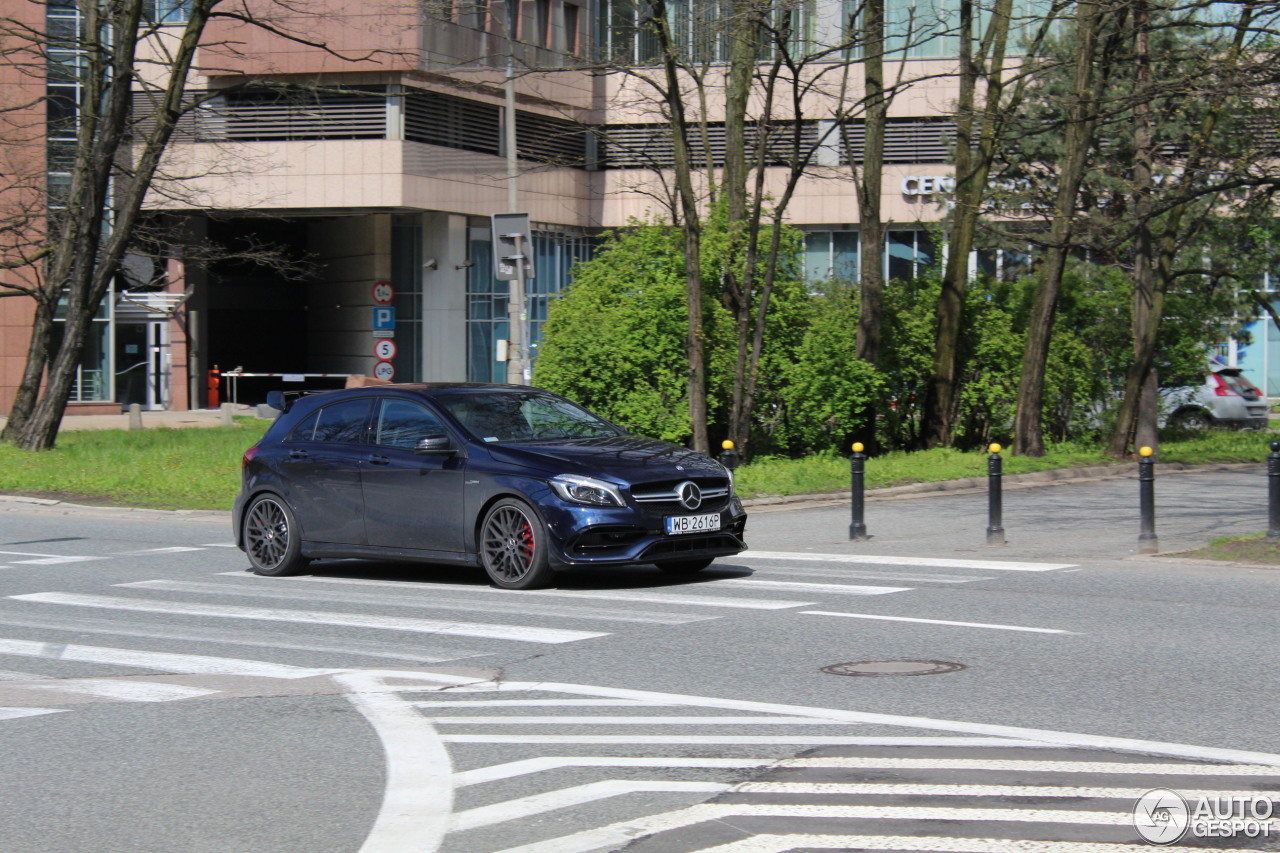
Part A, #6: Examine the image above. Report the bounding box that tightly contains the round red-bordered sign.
[373,360,396,381]
[372,281,394,306]
[374,339,397,361]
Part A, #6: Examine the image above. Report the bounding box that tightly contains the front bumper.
[539,497,748,568]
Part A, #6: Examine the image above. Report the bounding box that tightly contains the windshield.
[435,391,620,443]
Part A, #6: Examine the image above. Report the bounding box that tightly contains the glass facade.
[466,227,593,383]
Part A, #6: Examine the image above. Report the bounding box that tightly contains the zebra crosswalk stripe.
[685,835,1278,853]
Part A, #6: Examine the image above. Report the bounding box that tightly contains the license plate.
[665,513,720,535]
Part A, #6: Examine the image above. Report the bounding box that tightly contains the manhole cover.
[822,660,966,677]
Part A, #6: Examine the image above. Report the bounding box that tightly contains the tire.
[1171,408,1212,430]
[242,494,309,577]
[479,498,554,590]
[657,557,715,574]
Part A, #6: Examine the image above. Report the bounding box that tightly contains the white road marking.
[0,637,337,679]
[743,551,1076,572]
[0,707,68,721]
[460,679,1280,765]
[433,716,860,726]
[714,579,912,595]
[0,611,489,665]
[453,757,767,787]
[9,592,608,644]
[121,579,717,625]
[487,804,1150,853]
[336,671,454,853]
[235,573,815,610]
[414,699,675,709]
[117,547,206,554]
[451,780,730,832]
[686,835,1278,853]
[803,611,1074,634]
[440,736,1057,746]
[3,554,101,565]
[780,757,1280,775]
[735,781,1274,799]
[728,566,987,584]
[199,543,237,547]
[24,679,219,702]
[0,669,47,680]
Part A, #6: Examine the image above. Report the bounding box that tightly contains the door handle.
[288,449,309,460]
[367,454,390,466]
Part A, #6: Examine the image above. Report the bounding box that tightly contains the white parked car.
[1160,365,1268,430]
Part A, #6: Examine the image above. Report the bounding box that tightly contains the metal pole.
[505,233,528,385]
[1138,445,1158,554]
[718,440,739,481]
[849,442,868,541]
[986,443,1005,546]
[1268,441,1280,540]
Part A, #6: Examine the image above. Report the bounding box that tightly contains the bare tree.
[0,0,376,450]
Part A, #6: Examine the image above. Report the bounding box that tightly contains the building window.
[52,297,113,403]
[564,3,581,53]
[803,230,859,284]
[145,0,191,24]
[886,230,935,280]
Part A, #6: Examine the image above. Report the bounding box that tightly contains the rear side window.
[287,399,372,444]
[376,399,446,449]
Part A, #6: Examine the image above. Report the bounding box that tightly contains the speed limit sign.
[374,339,397,361]
[373,360,396,381]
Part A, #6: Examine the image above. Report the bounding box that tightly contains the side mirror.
[414,435,455,455]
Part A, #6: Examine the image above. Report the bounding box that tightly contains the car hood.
[485,435,726,484]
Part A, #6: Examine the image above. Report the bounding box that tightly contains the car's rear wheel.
[1171,408,1212,430]
[480,498,554,589]
[657,557,715,574]
[243,494,309,577]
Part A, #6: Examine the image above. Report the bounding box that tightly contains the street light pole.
[503,0,527,385]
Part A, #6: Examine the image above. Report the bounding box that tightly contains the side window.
[376,399,446,449]
[285,410,320,442]
[312,399,373,444]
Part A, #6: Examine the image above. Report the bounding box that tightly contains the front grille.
[631,477,731,512]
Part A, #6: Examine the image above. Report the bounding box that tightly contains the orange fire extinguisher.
[208,364,220,408]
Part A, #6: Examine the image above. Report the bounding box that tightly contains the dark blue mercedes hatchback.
[233,384,747,588]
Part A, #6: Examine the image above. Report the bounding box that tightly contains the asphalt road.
[1,467,1278,852]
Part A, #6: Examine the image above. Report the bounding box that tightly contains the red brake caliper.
[520,521,534,565]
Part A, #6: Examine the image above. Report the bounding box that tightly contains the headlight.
[549,474,625,507]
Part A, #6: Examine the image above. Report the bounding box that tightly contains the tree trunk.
[722,0,762,452]
[855,0,886,374]
[1012,0,1106,457]
[922,0,1015,448]
[647,0,710,453]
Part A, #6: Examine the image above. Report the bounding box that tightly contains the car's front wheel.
[243,494,309,577]
[480,498,554,589]
[657,557,715,574]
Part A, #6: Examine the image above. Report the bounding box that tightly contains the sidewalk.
[0,404,264,433]
[745,464,1269,563]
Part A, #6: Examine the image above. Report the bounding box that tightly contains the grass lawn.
[1177,533,1280,565]
[0,420,1271,513]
